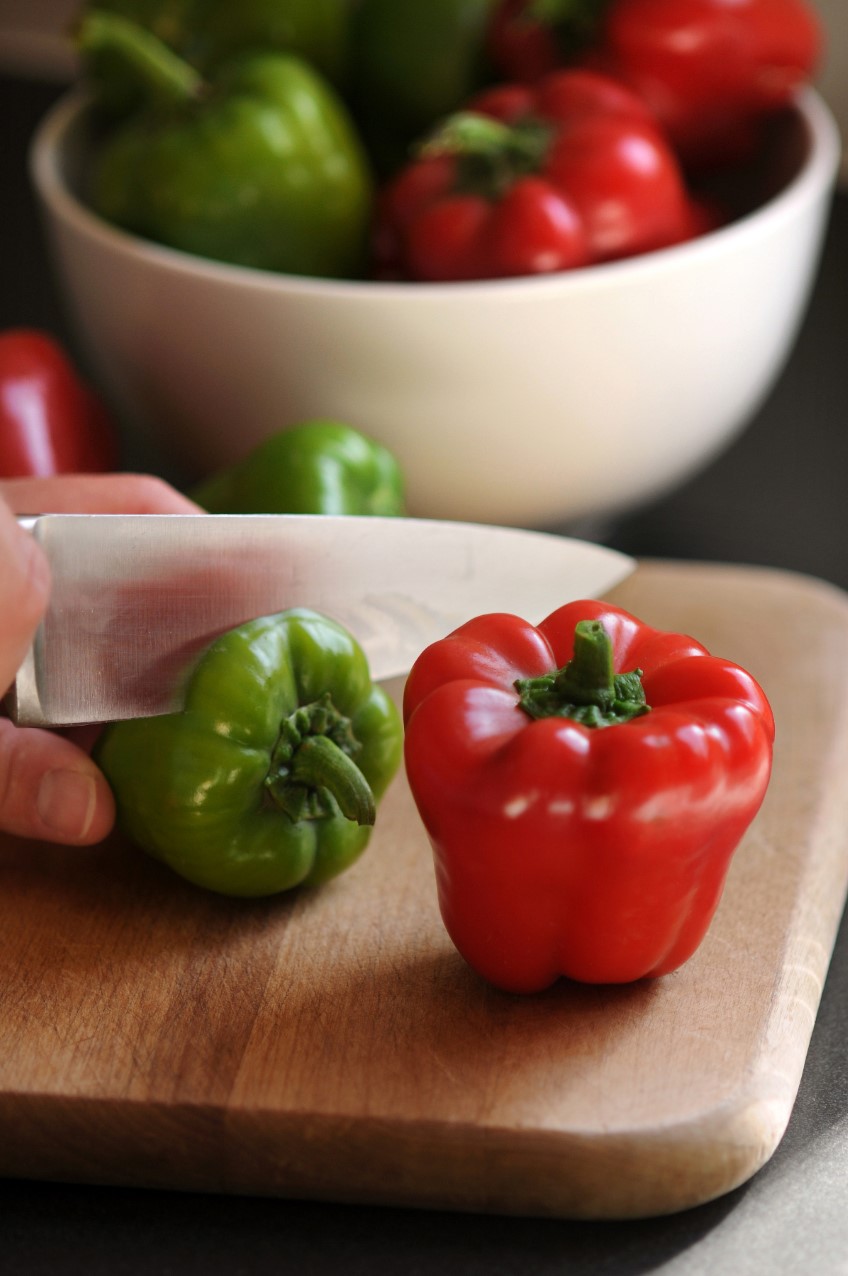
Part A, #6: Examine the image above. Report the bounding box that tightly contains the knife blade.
[9,514,634,727]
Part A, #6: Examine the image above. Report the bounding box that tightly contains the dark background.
[2,72,847,1275]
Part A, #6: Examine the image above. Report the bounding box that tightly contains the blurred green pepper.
[347,0,497,175]
[191,420,405,517]
[96,609,403,897]
[82,12,372,278]
[191,0,353,86]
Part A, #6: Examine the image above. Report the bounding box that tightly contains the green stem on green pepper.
[77,11,203,108]
[266,693,376,825]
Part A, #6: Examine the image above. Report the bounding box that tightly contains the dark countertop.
[2,73,847,1276]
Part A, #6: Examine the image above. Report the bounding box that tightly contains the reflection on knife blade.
[10,514,634,726]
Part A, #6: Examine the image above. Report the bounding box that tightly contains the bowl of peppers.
[29,0,840,529]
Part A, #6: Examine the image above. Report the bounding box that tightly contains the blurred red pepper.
[0,329,119,478]
[403,600,775,993]
[487,0,822,168]
[374,69,701,281]
[487,0,601,84]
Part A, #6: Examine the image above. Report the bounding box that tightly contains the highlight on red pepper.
[372,70,702,282]
[0,328,119,478]
[403,600,775,993]
[486,0,823,169]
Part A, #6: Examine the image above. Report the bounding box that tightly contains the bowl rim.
[30,85,841,301]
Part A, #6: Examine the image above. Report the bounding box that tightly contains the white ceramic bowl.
[30,88,839,528]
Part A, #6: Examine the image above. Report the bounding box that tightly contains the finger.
[0,497,51,693]
[0,718,115,844]
[0,473,202,515]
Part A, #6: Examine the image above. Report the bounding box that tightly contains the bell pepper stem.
[421,112,551,200]
[291,736,376,827]
[76,11,203,108]
[515,620,650,727]
[266,693,376,826]
[422,114,535,161]
[555,619,615,706]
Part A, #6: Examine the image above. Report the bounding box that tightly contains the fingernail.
[37,768,98,841]
[4,500,47,569]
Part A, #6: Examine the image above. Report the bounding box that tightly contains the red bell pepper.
[0,329,119,478]
[403,600,775,993]
[487,0,823,168]
[373,69,702,282]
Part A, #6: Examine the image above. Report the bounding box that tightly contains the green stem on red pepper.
[515,619,649,726]
[422,111,552,200]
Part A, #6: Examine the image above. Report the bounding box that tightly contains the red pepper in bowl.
[0,329,119,477]
[487,0,823,168]
[403,600,775,993]
[373,69,702,281]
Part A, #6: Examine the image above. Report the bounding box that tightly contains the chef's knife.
[9,514,634,727]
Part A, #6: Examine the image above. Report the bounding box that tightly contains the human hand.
[0,472,200,844]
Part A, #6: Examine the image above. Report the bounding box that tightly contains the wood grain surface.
[2,561,848,1219]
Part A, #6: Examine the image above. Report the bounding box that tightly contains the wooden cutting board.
[2,561,848,1220]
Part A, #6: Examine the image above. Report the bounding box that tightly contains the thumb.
[0,501,115,844]
[0,719,115,844]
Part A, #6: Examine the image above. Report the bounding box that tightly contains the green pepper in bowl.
[81,12,372,277]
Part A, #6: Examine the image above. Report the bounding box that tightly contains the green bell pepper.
[96,609,403,897]
[347,0,497,176]
[81,12,372,278]
[191,420,405,516]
